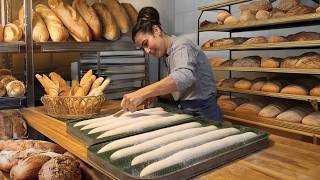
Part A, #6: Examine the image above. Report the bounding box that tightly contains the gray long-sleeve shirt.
[164,35,216,101]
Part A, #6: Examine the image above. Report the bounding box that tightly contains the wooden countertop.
[22,101,320,180]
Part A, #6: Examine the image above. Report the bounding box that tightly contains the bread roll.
[256,10,271,20]
[208,58,225,67]
[261,57,282,68]
[240,0,272,14]
[218,98,247,111]
[35,4,69,42]
[121,3,138,26]
[72,0,102,40]
[243,36,267,45]
[0,140,65,153]
[6,80,25,97]
[310,85,320,96]
[1,76,16,87]
[39,155,81,180]
[280,56,300,68]
[287,32,320,42]
[0,26,3,42]
[92,3,120,41]
[102,0,131,34]
[0,69,12,77]
[258,103,289,118]
[277,0,300,11]
[240,10,256,22]
[233,56,261,67]
[267,35,287,43]
[235,101,266,115]
[295,53,320,69]
[276,106,312,123]
[234,79,252,90]
[302,112,320,126]
[280,84,308,95]
[48,0,92,42]
[224,16,239,25]
[286,5,315,16]
[4,23,22,42]
[216,11,231,24]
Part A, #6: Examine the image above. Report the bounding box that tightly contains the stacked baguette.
[35,70,110,97]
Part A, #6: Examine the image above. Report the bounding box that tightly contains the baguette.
[70,80,80,96]
[48,0,92,42]
[49,72,70,96]
[88,78,111,96]
[35,4,69,42]
[102,0,131,33]
[72,0,102,40]
[0,140,65,153]
[92,3,120,41]
[121,3,138,25]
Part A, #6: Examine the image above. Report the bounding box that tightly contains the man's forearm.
[138,76,177,99]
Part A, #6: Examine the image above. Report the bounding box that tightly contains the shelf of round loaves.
[217,87,320,102]
[212,67,320,74]
[198,0,251,11]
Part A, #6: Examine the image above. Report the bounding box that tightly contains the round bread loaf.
[6,80,25,97]
[287,32,320,42]
[217,11,231,24]
[280,56,300,68]
[224,16,239,25]
[233,56,261,67]
[302,112,320,126]
[268,35,287,43]
[280,84,308,95]
[256,10,271,20]
[243,36,267,45]
[92,3,120,41]
[235,101,266,115]
[240,10,255,22]
[277,0,300,11]
[310,85,320,96]
[234,79,252,90]
[261,57,282,68]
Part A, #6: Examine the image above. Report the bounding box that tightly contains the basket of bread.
[36,70,110,120]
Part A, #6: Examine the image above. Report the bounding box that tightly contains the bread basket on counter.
[41,94,105,120]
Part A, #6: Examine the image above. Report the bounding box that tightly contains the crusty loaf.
[0,26,3,42]
[72,0,102,40]
[0,140,65,153]
[280,84,308,95]
[235,101,267,115]
[243,36,267,45]
[92,3,120,41]
[267,35,287,43]
[233,56,261,67]
[39,155,81,180]
[4,23,22,42]
[287,32,320,42]
[32,12,50,42]
[258,102,289,118]
[256,10,271,20]
[261,57,282,68]
[220,59,236,67]
[208,58,225,67]
[2,110,27,139]
[0,82,5,97]
[277,0,300,11]
[217,78,241,88]
[302,112,320,126]
[317,7,320,13]
[261,81,283,93]
[286,5,315,16]
[295,53,320,69]
[48,0,92,42]
[49,72,70,96]
[276,106,313,123]
[310,85,320,96]
[6,80,25,97]
[251,80,267,91]
[218,98,247,111]
[271,8,286,18]
[102,0,131,34]
[216,11,231,24]
[234,79,252,90]
[35,4,69,42]
[240,0,272,14]
[280,56,300,68]
[202,39,214,48]
[224,16,239,25]
[121,3,138,26]
[0,113,12,140]
[240,10,256,22]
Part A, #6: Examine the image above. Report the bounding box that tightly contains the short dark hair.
[132,7,162,42]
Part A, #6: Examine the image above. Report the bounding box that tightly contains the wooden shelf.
[0,42,25,53]
[212,67,320,74]
[198,0,251,11]
[200,13,320,32]
[202,40,320,51]
[223,111,320,137]
[217,87,320,102]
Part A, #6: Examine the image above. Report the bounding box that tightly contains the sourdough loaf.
[310,85,320,96]
[218,98,247,111]
[295,52,320,69]
[243,36,267,45]
[276,106,313,123]
[235,101,267,115]
[287,32,320,42]
[280,84,308,95]
[261,57,282,68]
[258,102,289,118]
[234,79,252,90]
[232,56,261,67]
[121,3,138,26]
[302,112,320,126]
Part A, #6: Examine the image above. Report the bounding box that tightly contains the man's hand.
[121,90,146,112]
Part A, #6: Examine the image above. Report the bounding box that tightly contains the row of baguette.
[209,52,320,69]
[217,96,319,126]
[73,107,258,177]
[0,140,99,180]
[0,69,25,97]
[36,70,110,97]
[217,75,320,96]
[0,0,138,42]
[202,32,320,48]
[201,0,320,27]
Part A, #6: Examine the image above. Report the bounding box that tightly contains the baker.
[121,7,223,121]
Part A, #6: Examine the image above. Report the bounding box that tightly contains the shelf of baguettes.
[223,110,320,138]
[198,0,251,11]
[217,87,320,102]
[212,66,320,74]
[21,101,320,180]
[202,40,320,51]
[200,13,320,32]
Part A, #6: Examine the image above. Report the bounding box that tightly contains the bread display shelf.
[223,110,320,138]
[198,0,251,11]
[0,42,25,53]
[217,87,320,102]
[202,40,320,51]
[212,67,320,75]
[200,13,320,32]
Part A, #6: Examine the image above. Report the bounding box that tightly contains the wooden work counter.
[22,101,320,180]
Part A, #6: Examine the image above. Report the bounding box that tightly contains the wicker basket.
[41,95,105,120]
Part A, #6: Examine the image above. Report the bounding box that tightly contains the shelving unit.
[198,0,320,141]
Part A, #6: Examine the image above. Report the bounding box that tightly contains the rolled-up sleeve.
[169,45,197,92]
